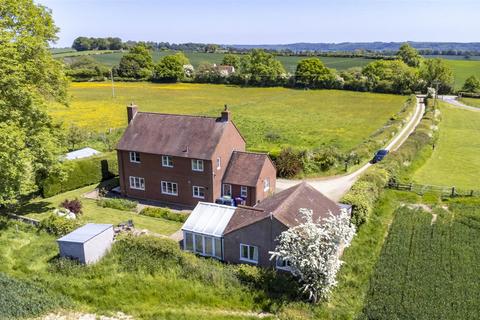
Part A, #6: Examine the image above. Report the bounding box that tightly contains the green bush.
[139,207,188,222]
[275,147,304,177]
[38,214,81,236]
[42,152,118,197]
[97,198,137,211]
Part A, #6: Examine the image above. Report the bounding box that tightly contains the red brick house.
[116,105,276,207]
[181,182,350,268]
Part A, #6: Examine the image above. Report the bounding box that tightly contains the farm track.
[441,95,480,112]
[277,96,425,201]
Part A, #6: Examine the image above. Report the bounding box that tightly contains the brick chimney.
[127,103,138,124]
[221,104,231,122]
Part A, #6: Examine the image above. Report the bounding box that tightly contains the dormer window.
[192,159,204,172]
[129,151,140,163]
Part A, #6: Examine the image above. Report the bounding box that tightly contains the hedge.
[342,98,439,227]
[42,152,118,197]
[97,198,137,211]
[139,207,189,223]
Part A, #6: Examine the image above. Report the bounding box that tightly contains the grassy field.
[362,200,480,319]
[413,102,480,190]
[16,184,182,236]
[69,50,373,73]
[459,97,480,108]
[52,82,406,153]
[444,59,480,89]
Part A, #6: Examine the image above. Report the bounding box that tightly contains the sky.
[37,0,480,47]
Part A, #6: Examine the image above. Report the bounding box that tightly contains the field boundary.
[387,181,480,198]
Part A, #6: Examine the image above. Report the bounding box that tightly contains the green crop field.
[362,202,480,319]
[413,102,480,190]
[459,97,480,108]
[50,82,406,153]
[444,59,480,89]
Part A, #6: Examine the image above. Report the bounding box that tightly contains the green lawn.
[16,184,182,236]
[459,97,480,108]
[362,200,480,319]
[413,102,480,190]
[52,82,406,153]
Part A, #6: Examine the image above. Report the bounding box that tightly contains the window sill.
[193,195,205,199]
[240,258,258,264]
[161,192,178,196]
[129,187,145,191]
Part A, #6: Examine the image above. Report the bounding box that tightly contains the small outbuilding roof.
[222,151,273,187]
[182,202,236,237]
[57,223,113,244]
[65,147,101,160]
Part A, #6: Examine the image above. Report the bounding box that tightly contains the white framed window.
[263,178,270,192]
[240,243,258,263]
[191,159,204,172]
[223,184,232,197]
[276,257,292,271]
[241,186,248,198]
[183,233,222,259]
[129,176,145,190]
[192,186,205,199]
[216,157,221,170]
[161,181,178,196]
[129,151,140,163]
[184,232,194,251]
[162,155,173,168]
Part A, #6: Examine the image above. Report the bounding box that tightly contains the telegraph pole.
[110,68,115,98]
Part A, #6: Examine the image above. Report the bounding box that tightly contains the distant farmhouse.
[182,182,350,268]
[213,64,235,76]
[116,105,276,207]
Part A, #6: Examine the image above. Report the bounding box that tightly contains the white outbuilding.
[65,147,101,160]
[57,223,114,264]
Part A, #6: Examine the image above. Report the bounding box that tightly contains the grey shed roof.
[65,147,101,160]
[57,223,113,243]
[182,202,236,237]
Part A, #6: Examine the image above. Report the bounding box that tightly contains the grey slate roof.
[57,223,113,243]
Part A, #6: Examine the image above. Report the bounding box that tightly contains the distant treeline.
[71,37,480,57]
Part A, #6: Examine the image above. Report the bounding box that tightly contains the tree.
[153,52,190,82]
[295,58,340,89]
[0,0,68,205]
[221,53,240,69]
[462,75,480,93]
[270,208,355,303]
[397,43,422,67]
[362,60,419,94]
[239,49,286,86]
[419,58,454,94]
[66,125,88,151]
[72,36,92,51]
[117,43,154,79]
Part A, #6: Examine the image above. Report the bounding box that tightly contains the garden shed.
[57,223,114,264]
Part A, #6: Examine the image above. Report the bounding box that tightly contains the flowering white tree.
[270,208,356,303]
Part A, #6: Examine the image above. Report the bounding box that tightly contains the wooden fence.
[387,181,480,198]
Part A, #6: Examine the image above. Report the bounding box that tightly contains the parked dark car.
[371,149,389,163]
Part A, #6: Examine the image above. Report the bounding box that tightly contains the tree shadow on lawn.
[13,201,54,216]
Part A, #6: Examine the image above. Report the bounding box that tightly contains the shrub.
[60,198,83,215]
[113,234,183,274]
[42,152,118,198]
[96,198,137,211]
[139,207,188,222]
[275,147,304,177]
[38,214,81,236]
[342,187,374,226]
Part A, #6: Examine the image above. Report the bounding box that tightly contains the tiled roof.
[223,182,341,234]
[222,151,272,187]
[116,112,230,160]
